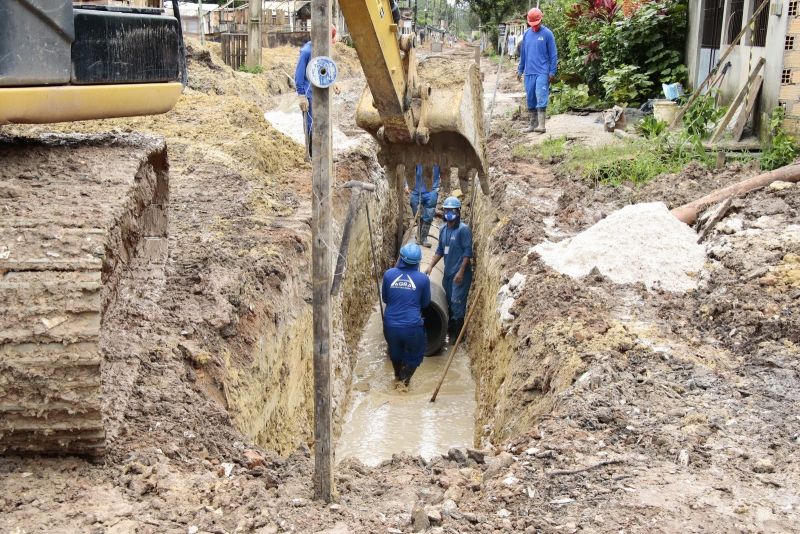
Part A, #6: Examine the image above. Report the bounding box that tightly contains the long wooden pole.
[430,287,482,402]
[671,0,770,128]
[311,0,334,503]
[672,163,800,225]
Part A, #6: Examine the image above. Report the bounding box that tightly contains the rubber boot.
[523,110,538,133]
[534,109,546,133]
[419,221,432,247]
[451,318,465,341]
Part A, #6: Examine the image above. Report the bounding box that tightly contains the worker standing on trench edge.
[406,163,440,248]
[294,25,339,152]
[382,243,431,388]
[425,196,473,340]
[517,7,558,134]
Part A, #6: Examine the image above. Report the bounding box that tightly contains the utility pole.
[247,0,263,69]
[310,0,334,503]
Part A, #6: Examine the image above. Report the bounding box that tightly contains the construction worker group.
[293,8,556,388]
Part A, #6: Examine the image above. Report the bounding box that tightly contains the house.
[686,0,800,135]
[164,2,218,39]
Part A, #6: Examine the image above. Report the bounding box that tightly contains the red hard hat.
[527,8,543,27]
[331,25,337,42]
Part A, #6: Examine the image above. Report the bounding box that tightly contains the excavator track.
[0,133,169,456]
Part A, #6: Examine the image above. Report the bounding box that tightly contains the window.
[779,100,788,110]
[790,1,798,17]
[727,0,744,44]
[272,9,277,25]
[701,0,725,48]
[752,2,769,47]
[787,35,796,50]
[782,69,792,85]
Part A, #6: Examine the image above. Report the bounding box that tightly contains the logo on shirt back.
[390,274,417,291]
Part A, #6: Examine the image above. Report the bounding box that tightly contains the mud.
[337,310,476,466]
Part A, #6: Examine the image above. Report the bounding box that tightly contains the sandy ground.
[1,40,799,534]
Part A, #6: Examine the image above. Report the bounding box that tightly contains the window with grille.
[701,0,725,48]
[790,1,799,17]
[727,0,744,44]
[272,10,277,25]
[752,2,769,47]
[783,69,792,85]
[787,35,796,50]
[779,101,788,110]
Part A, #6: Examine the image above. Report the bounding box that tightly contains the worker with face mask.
[517,8,557,134]
[295,25,338,150]
[407,163,440,248]
[425,197,473,339]
[382,243,431,387]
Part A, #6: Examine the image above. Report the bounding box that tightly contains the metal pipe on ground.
[403,220,449,356]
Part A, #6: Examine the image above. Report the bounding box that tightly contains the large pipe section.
[403,221,448,356]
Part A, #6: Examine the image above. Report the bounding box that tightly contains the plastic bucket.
[653,100,678,124]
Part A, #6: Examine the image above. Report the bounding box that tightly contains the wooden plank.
[671,0,770,128]
[310,0,334,504]
[731,74,763,142]
[710,57,764,143]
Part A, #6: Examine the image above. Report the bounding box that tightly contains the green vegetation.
[761,108,800,171]
[548,83,599,115]
[513,131,712,187]
[682,92,726,138]
[512,136,568,162]
[238,64,264,74]
[636,115,667,139]
[542,0,687,112]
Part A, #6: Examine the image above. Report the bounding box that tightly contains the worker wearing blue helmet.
[425,196,473,339]
[407,163,440,247]
[382,242,431,387]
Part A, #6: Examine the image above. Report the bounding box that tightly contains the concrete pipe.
[403,220,448,356]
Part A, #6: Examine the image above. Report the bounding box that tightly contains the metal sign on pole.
[310,0,335,503]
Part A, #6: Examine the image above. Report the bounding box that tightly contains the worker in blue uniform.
[425,196,472,340]
[382,243,431,387]
[517,7,558,134]
[295,26,338,147]
[407,164,440,247]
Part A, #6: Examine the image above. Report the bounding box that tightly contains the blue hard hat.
[443,196,461,209]
[399,242,422,265]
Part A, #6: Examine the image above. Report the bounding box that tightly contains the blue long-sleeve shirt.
[382,264,431,328]
[517,26,557,77]
[294,41,312,98]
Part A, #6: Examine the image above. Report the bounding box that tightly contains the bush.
[682,92,725,139]
[637,115,667,138]
[238,64,263,74]
[548,82,597,114]
[761,108,800,171]
[600,64,653,105]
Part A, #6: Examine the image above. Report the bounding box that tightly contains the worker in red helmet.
[516,8,558,134]
[295,25,339,155]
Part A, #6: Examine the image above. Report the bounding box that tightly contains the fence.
[221,33,247,70]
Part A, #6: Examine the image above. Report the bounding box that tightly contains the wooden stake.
[311,0,334,503]
[430,287,482,403]
[710,58,764,143]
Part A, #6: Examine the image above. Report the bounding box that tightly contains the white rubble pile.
[532,202,706,293]
[496,272,527,330]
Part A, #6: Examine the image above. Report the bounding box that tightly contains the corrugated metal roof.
[263,1,309,10]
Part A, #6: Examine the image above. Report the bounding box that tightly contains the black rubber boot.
[419,221,432,247]
[523,110,538,133]
[451,318,465,340]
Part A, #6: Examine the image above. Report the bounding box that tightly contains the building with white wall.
[687,0,800,135]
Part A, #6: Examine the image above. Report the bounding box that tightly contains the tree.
[463,0,526,49]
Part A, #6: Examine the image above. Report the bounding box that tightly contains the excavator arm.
[338,0,489,194]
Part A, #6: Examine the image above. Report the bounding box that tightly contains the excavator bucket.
[354,62,490,195]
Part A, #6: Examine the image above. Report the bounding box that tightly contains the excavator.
[0,0,487,455]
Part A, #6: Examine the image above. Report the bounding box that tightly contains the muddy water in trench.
[336,308,476,466]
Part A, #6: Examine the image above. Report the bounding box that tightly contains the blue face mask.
[444,211,458,222]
